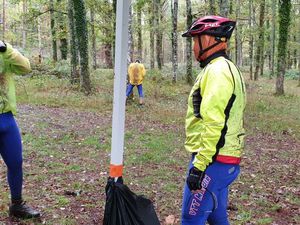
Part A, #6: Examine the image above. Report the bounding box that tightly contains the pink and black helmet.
[182,15,236,39]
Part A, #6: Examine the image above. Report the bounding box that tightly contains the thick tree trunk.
[186,0,193,85]
[50,0,58,62]
[90,8,97,70]
[68,0,79,83]
[171,0,178,83]
[276,0,291,95]
[254,0,265,80]
[73,0,91,94]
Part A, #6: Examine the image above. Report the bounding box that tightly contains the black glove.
[186,166,205,191]
[0,41,7,52]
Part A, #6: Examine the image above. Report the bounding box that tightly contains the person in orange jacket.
[126,60,146,105]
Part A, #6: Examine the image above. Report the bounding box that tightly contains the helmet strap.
[197,36,227,61]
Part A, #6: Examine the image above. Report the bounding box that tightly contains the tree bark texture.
[128,5,134,65]
[186,0,193,85]
[2,0,5,39]
[248,0,254,80]
[90,8,97,70]
[171,0,178,83]
[57,0,68,60]
[73,0,91,94]
[22,0,27,49]
[276,0,291,95]
[254,0,265,80]
[137,4,143,61]
[50,0,58,62]
[149,2,155,69]
[270,0,276,78]
[154,0,163,70]
[68,0,79,84]
[219,0,229,17]
[209,0,216,14]
[235,0,242,67]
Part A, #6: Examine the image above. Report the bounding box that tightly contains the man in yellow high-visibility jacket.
[126,60,146,105]
[181,16,246,225]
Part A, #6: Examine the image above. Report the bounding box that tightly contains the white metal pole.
[110,0,131,175]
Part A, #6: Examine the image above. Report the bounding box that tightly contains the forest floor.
[0,69,299,225]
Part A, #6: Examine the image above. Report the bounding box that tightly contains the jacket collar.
[200,50,229,68]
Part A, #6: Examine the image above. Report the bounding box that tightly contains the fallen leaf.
[165,215,176,225]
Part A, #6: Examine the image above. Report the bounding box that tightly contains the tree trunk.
[270,0,276,78]
[37,17,42,60]
[128,5,134,64]
[2,0,5,39]
[50,0,58,62]
[149,2,155,69]
[112,0,117,63]
[171,0,178,83]
[275,0,291,95]
[259,0,266,78]
[293,35,297,69]
[137,5,142,60]
[219,0,229,17]
[73,0,91,94]
[248,0,254,80]
[100,0,114,68]
[154,0,163,70]
[265,1,271,72]
[235,0,242,67]
[219,0,230,56]
[298,57,300,87]
[57,0,68,60]
[209,0,216,14]
[254,0,265,80]
[90,8,97,70]
[186,0,193,85]
[68,0,79,84]
[22,0,27,49]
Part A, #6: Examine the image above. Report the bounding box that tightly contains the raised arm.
[1,42,31,75]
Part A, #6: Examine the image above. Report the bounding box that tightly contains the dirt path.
[0,104,299,224]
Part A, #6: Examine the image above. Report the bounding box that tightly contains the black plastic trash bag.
[103,177,160,225]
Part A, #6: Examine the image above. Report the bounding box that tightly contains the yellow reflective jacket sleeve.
[0,43,31,115]
[2,43,31,75]
[193,64,234,171]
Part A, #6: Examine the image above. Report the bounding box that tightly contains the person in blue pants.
[126,60,146,105]
[0,41,40,219]
[181,16,246,225]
